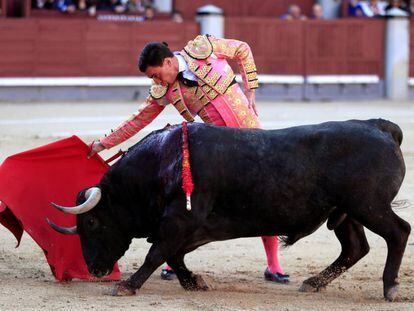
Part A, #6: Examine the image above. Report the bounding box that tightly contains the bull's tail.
[368,119,403,146]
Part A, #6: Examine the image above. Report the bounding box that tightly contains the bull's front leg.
[167,253,210,291]
[112,243,166,296]
[112,212,195,296]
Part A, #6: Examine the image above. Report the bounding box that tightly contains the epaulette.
[149,82,168,99]
[183,35,213,60]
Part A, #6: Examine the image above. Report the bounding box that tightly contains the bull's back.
[187,120,404,204]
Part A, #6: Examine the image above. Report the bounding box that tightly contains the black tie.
[177,72,198,87]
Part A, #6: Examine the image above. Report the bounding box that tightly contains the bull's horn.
[46,218,77,235]
[51,187,101,215]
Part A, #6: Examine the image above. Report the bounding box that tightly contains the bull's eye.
[85,217,99,230]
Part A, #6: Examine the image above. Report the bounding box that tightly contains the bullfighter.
[88,34,289,283]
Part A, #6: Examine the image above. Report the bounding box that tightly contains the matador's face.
[145,57,178,86]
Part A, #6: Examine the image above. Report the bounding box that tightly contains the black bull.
[49,119,411,301]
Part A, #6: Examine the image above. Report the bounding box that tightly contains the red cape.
[0,136,121,281]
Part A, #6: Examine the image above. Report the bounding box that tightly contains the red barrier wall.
[174,0,314,20]
[0,0,5,17]
[304,19,385,76]
[225,18,305,75]
[410,21,414,77]
[0,18,393,78]
[6,0,25,17]
[0,19,198,77]
[226,18,385,76]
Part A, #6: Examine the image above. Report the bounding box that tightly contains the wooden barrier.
[174,0,314,20]
[304,19,385,76]
[5,0,25,17]
[226,18,385,77]
[22,0,30,17]
[0,19,198,77]
[0,18,394,78]
[410,20,414,77]
[225,18,305,75]
[0,0,6,17]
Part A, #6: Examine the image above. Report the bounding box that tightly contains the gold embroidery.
[244,62,257,73]
[200,96,210,106]
[181,52,212,79]
[181,111,195,122]
[172,98,194,121]
[215,74,235,94]
[184,55,198,71]
[170,89,181,105]
[193,87,211,106]
[181,46,236,95]
[195,87,205,101]
[248,79,259,89]
[208,89,219,99]
[169,81,195,122]
[196,63,212,79]
[183,35,213,60]
[221,84,261,129]
[204,71,221,86]
[149,82,168,99]
[201,84,212,95]
[173,101,187,114]
[246,72,257,80]
[198,107,212,123]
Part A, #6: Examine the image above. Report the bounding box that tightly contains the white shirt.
[174,52,198,82]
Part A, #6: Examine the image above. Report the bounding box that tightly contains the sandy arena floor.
[0,100,413,310]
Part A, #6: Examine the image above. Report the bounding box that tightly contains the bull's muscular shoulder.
[183,35,213,60]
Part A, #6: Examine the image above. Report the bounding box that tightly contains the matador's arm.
[208,36,259,90]
[99,96,166,149]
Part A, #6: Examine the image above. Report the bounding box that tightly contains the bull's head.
[47,186,131,278]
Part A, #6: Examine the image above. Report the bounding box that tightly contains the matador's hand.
[88,141,105,158]
[245,89,258,116]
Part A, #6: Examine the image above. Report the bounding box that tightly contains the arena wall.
[0,18,387,78]
[0,0,5,17]
[225,18,385,77]
[410,20,414,78]
[0,15,412,100]
[0,19,198,77]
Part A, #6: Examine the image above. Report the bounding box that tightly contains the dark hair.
[138,42,173,73]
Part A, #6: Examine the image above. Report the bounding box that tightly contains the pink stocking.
[261,236,284,274]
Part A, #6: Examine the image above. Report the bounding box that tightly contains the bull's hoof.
[299,280,326,293]
[299,282,318,292]
[193,275,210,291]
[111,281,136,296]
[182,275,210,291]
[384,285,398,302]
[299,276,328,293]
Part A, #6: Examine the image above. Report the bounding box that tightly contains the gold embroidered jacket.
[100,35,259,149]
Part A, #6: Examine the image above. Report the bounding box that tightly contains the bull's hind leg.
[355,209,411,301]
[300,217,369,292]
[167,253,209,291]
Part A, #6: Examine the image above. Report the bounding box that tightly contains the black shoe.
[264,268,290,284]
[160,268,177,280]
